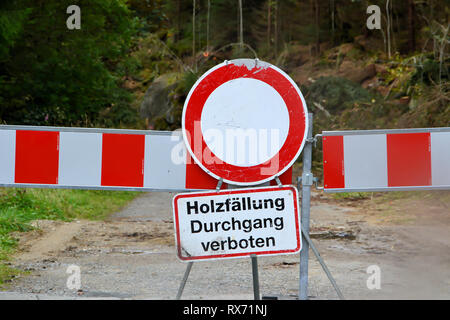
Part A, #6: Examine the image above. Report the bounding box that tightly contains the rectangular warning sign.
[173,186,301,261]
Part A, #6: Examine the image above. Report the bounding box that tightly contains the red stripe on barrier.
[101,133,145,187]
[387,133,431,187]
[323,135,345,189]
[185,153,228,190]
[15,130,59,184]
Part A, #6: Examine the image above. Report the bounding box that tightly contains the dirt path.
[3,191,450,299]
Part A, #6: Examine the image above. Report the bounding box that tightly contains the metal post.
[251,255,260,300]
[176,261,193,300]
[299,113,313,300]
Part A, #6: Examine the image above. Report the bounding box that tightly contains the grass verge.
[0,187,137,286]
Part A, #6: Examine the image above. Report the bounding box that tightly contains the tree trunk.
[192,0,196,70]
[386,0,391,58]
[267,0,271,49]
[315,0,320,55]
[408,0,416,52]
[330,0,335,44]
[274,0,278,57]
[206,0,210,50]
[238,0,243,49]
[176,0,181,42]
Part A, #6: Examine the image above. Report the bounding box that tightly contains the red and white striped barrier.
[0,126,292,191]
[322,128,450,192]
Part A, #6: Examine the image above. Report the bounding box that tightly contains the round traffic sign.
[182,59,308,185]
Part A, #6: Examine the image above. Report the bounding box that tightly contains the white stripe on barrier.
[58,132,103,187]
[0,130,15,184]
[431,132,450,186]
[143,132,186,190]
[343,134,387,189]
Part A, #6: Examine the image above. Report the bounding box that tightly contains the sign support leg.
[251,254,260,300]
[176,178,223,300]
[301,227,345,300]
[299,113,313,300]
[176,261,193,300]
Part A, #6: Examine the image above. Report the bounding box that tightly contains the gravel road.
[3,191,450,300]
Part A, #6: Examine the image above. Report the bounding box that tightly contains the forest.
[1,0,449,294]
[0,0,448,134]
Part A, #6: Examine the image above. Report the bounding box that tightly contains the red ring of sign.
[182,61,308,185]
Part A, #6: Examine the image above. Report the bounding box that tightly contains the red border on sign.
[182,61,308,185]
[172,186,301,261]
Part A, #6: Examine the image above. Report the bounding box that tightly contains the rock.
[339,62,377,84]
[140,73,179,129]
[354,34,385,52]
[393,96,411,105]
[374,63,389,76]
[338,43,356,56]
[361,76,379,89]
[280,44,313,71]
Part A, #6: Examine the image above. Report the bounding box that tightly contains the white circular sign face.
[182,59,309,186]
[200,77,290,167]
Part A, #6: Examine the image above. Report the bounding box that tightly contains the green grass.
[331,192,371,200]
[0,187,137,286]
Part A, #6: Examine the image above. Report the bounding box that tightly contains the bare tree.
[330,0,335,44]
[267,0,271,49]
[175,0,181,42]
[386,0,391,58]
[315,0,320,55]
[238,0,244,49]
[207,0,211,51]
[192,0,196,57]
[274,0,278,56]
[408,0,416,52]
[192,0,197,70]
[435,22,449,84]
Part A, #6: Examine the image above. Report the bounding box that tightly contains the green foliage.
[2,0,448,129]
[0,1,31,62]
[178,71,199,94]
[0,0,140,127]
[132,34,181,85]
[410,57,449,87]
[127,0,167,34]
[398,82,450,128]
[302,76,375,115]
